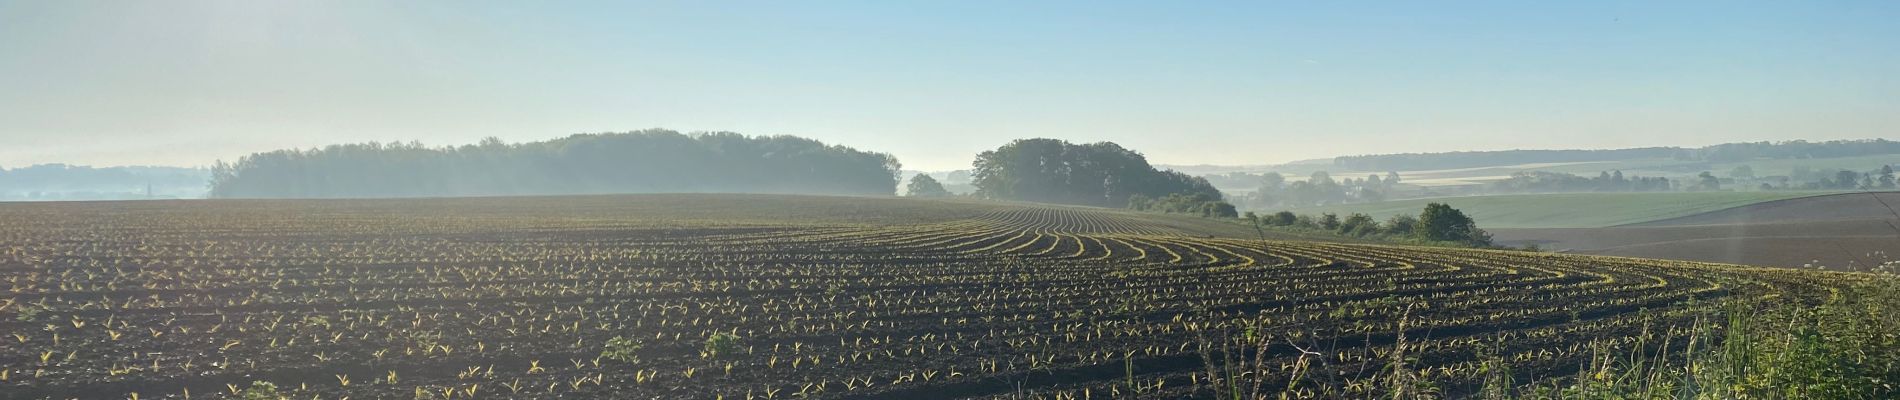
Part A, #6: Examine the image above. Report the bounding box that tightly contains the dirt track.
[1492,192,1900,268]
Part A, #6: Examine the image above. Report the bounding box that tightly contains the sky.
[1,1,1896,171]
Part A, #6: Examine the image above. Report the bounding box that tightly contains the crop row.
[0,200,1854,399]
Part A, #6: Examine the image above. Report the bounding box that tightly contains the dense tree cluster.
[1488,170,1674,193]
[209,130,902,198]
[970,138,1224,208]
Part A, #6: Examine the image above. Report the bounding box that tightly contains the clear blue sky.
[2,1,1895,171]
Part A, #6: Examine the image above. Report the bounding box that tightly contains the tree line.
[1245,203,1493,247]
[1694,139,1900,163]
[1242,171,1400,208]
[209,130,902,198]
[1489,170,1674,193]
[1759,165,1898,191]
[1128,192,1238,218]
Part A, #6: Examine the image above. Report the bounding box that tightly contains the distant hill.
[1183,139,1900,200]
[1331,139,1900,172]
[1151,164,1277,175]
[0,164,208,200]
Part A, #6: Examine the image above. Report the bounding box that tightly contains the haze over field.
[8,2,1900,399]
[3,1,1898,171]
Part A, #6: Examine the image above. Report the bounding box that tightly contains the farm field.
[1491,192,1900,268]
[1279,191,1830,229]
[0,194,1863,399]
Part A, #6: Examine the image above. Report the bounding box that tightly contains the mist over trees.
[0,164,208,200]
[1243,171,1399,208]
[1490,170,1674,193]
[970,138,1225,208]
[1333,139,1900,172]
[1129,192,1239,218]
[1695,139,1900,162]
[208,129,902,198]
[1333,148,1679,171]
[1765,165,1899,190]
[904,174,953,197]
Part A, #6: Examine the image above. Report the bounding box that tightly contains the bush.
[703,333,742,359]
[1270,211,1297,226]
[240,381,286,400]
[1318,213,1341,231]
[1339,213,1379,236]
[1384,214,1418,236]
[601,336,643,364]
[15,305,43,322]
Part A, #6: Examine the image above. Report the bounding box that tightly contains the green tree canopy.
[970,138,1222,207]
[1417,203,1491,246]
[209,129,901,198]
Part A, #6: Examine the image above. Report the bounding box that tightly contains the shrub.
[601,336,643,364]
[703,333,741,359]
[1339,213,1379,236]
[240,381,286,400]
[1384,214,1418,236]
[1271,211,1297,226]
[15,305,43,322]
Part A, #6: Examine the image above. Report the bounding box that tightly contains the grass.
[1499,274,1900,399]
[1192,271,1900,399]
[1278,191,1835,228]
